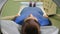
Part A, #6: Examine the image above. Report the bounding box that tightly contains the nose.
[29,14,34,17]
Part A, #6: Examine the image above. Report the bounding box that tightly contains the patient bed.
[1,20,59,34]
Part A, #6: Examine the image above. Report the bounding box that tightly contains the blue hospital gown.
[14,7,51,26]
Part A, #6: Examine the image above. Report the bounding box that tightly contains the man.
[14,2,52,26]
[14,2,52,34]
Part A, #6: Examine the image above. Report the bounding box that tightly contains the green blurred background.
[1,0,20,17]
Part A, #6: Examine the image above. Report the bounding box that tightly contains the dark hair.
[21,19,40,34]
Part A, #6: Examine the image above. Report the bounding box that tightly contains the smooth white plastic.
[1,20,59,34]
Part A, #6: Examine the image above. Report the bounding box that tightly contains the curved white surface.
[1,20,59,34]
[0,0,7,10]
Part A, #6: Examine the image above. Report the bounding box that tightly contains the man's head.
[21,14,40,34]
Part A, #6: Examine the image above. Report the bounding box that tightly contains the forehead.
[24,19,39,26]
[25,19,38,23]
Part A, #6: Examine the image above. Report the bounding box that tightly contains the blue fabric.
[14,7,50,26]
